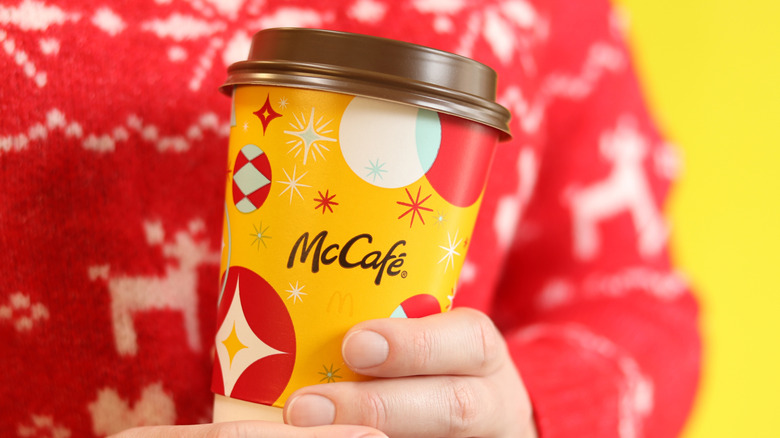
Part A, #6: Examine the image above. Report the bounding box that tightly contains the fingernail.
[286,394,336,427]
[342,330,389,369]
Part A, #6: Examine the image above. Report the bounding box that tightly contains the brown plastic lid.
[221,28,511,139]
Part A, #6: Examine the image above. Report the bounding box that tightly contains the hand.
[109,422,387,438]
[284,308,537,438]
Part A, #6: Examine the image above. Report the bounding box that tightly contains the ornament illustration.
[390,294,442,318]
[213,267,296,405]
[232,144,272,213]
[285,108,336,165]
[397,186,433,227]
[424,114,496,207]
[340,97,441,188]
[254,93,282,135]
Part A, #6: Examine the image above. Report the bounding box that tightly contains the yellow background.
[614,1,780,436]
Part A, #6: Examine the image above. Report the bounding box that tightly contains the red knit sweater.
[0,0,700,436]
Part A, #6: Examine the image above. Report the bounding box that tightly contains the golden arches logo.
[327,291,354,316]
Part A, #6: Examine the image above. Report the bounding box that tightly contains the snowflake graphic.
[397,186,433,228]
[285,108,337,165]
[249,222,271,249]
[433,209,447,226]
[365,158,388,182]
[313,189,338,214]
[438,229,463,272]
[319,363,342,383]
[0,292,49,332]
[285,281,307,304]
[277,165,311,204]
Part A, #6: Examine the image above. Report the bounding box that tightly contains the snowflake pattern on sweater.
[0,0,700,437]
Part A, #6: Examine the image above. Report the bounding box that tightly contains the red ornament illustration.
[212,267,296,405]
[390,294,442,318]
[424,114,497,207]
[232,144,272,213]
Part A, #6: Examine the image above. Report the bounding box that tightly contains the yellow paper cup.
[212,28,511,422]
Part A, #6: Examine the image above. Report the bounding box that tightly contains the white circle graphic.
[339,97,440,188]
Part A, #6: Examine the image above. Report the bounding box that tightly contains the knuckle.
[357,390,390,430]
[411,327,437,370]
[470,310,502,372]
[206,422,263,438]
[204,423,246,438]
[444,378,481,436]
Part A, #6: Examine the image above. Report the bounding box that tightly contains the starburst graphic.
[285,281,307,304]
[285,108,336,165]
[397,186,434,228]
[216,276,288,396]
[253,93,282,135]
[438,229,463,272]
[314,189,338,214]
[250,222,271,249]
[319,364,342,383]
[433,210,447,226]
[277,165,311,204]
[278,96,288,109]
[365,158,388,182]
[242,121,249,131]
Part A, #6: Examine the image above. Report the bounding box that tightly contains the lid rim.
[224,28,512,139]
[221,70,511,137]
[224,60,508,112]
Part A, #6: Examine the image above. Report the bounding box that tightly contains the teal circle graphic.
[415,109,441,173]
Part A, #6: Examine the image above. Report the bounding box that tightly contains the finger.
[109,422,387,438]
[342,307,507,377]
[285,376,505,438]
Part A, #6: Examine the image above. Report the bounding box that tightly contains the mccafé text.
[287,231,407,285]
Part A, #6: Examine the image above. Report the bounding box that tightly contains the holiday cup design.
[212,28,511,422]
[231,143,273,213]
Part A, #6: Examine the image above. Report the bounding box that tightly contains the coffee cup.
[212,28,511,422]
